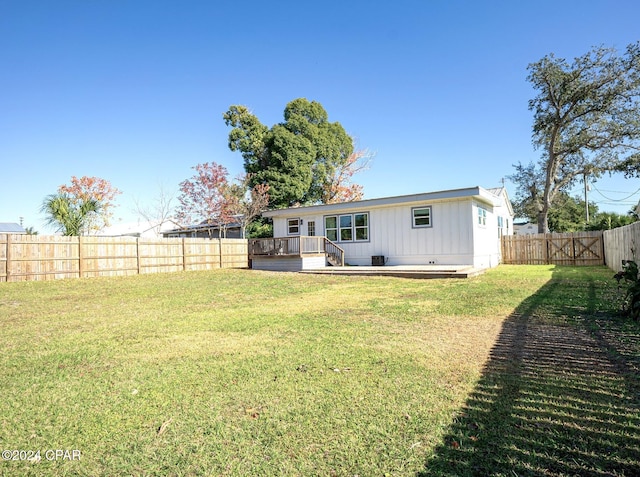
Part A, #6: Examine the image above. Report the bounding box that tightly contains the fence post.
[6,234,12,281]
[182,238,187,271]
[219,238,223,269]
[136,238,141,275]
[78,236,83,278]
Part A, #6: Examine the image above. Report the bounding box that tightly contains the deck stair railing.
[249,236,344,266]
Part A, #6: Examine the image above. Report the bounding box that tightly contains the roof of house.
[263,186,513,218]
[0,222,26,233]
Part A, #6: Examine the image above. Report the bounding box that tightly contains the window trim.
[412,206,432,228]
[287,218,301,235]
[477,207,487,227]
[324,212,369,243]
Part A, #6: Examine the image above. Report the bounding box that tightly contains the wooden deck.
[249,236,344,266]
[299,265,485,279]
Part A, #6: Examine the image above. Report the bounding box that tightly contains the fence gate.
[502,231,604,266]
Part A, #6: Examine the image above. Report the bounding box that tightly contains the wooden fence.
[0,235,248,282]
[501,231,604,266]
[603,221,640,272]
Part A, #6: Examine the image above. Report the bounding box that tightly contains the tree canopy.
[58,176,121,232]
[223,98,363,208]
[176,162,270,238]
[511,43,640,233]
[41,176,120,235]
[41,193,102,236]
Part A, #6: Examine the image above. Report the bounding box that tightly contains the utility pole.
[584,173,589,224]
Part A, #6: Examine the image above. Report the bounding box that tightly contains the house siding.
[274,199,477,266]
[265,186,513,270]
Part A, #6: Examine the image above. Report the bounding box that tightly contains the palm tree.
[41,193,102,236]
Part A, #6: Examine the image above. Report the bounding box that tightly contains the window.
[477,207,487,226]
[355,213,368,240]
[287,218,300,235]
[339,215,353,241]
[325,213,369,242]
[307,221,316,236]
[325,216,338,241]
[412,207,432,228]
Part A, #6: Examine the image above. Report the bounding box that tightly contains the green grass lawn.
[0,265,638,476]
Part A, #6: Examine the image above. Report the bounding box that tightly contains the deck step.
[300,266,485,279]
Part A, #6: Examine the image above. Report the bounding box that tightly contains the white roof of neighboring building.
[98,219,182,237]
[263,186,512,218]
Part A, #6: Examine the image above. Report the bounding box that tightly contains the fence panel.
[219,239,249,269]
[183,238,220,271]
[82,236,138,277]
[0,235,248,282]
[603,222,640,272]
[501,232,604,266]
[139,238,185,274]
[0,235,80,281]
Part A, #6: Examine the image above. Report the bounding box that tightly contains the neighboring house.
[250,186,514,271]
[513,222,539,235]
[99,219,183,239]
[0,223,26,234]
[162,221,243,239]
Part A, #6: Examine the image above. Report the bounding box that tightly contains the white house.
[250,186,514,271]
[513,222,538,235]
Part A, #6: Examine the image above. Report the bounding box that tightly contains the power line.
[590,182,640,202]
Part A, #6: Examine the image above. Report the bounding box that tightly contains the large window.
[412,206,432,228]
[287,218,300,235]
[325,213,368,242]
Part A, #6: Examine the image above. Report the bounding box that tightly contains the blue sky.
[2,0,639,232]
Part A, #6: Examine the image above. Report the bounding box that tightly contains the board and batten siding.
[472,199,502,269]
[274,199,477,266]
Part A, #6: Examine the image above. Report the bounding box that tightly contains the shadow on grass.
[420,268,640,476]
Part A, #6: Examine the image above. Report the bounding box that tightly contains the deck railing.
[249,236,344,266]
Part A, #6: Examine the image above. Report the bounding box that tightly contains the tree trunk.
[537,210,548,234]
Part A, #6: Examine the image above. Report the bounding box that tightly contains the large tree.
[513,43,640,233]
[176,162,232,236]
[223,98,361,208]
[176,162,271,238]
[222,176,270,239]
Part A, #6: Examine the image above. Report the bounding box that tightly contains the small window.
[325,216,338,241]
[307,221,316,236]
[477,207,487,226]
[355,213,368,241]
[287,218,300,235]
[412,207,432,228]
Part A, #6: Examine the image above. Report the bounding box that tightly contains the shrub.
[613,260,640,321]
